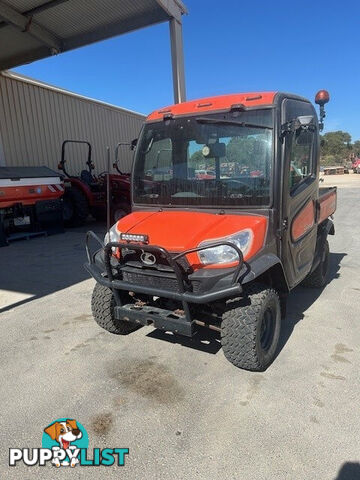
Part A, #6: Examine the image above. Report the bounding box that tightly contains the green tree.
[320,131,352,165]
[352,140,360,157]
[189,150,204,169]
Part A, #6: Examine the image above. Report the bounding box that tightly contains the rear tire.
[91,283,139,335]
[221,283,281,371]
[112,202,130,222]
[63,187,89,226]
[301,240,329,288]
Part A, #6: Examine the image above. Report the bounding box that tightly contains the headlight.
[104,224,120,248]
[198,229,253,265]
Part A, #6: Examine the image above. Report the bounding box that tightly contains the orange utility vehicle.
[85,90,336,371]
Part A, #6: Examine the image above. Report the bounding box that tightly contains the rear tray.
[115,304,195,337]
[0,166,62,180]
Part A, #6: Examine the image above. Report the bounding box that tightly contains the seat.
[80,170,94,185]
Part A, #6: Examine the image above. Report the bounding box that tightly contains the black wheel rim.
[260,307,275,352]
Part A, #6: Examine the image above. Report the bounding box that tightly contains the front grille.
[120,248,192,274]
[122,270,181,292]
[191,280,202,293]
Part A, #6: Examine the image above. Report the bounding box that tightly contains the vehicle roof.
[146,91,313,121]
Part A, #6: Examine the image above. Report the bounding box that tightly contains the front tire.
[63,187,89,226]
[91,283,139,335]
[221,283,281,371]
[112,202,130,222]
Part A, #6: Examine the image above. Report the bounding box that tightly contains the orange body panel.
[116,211,267,269]
[291,200,315,242]
[318,189,336,224]
[0,184,64,209]
[147,92,277,121]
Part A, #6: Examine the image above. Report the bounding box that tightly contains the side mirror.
[315,90,330,131]
[130,138,138,151]
[281,116,315,139]
[294,115,315,131]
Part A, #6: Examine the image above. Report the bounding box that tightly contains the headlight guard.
[198,229,253,266]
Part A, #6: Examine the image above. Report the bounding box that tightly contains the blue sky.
[14,0,360,140]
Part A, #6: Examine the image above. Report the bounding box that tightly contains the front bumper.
[85,231,245,336]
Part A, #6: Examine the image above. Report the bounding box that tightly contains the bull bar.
[84,231,244,336]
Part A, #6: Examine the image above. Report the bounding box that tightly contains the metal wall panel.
[0,72,145,175]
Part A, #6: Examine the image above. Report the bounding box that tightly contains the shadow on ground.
[147,252,346,359]
[334,462,360,480]
[0,222,104,313]
[277,252,346,356]
[147,326,222,354]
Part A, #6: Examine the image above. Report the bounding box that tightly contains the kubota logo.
[140,251,156,265]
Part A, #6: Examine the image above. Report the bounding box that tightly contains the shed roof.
[0,0,187,71]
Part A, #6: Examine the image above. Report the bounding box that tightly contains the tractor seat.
[80,170,94,185]
[80,169,105,192]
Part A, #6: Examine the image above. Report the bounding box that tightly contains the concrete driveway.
[0,176,359,479]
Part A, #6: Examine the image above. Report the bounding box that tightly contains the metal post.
[106,147,111,231]
[169,17,186,104]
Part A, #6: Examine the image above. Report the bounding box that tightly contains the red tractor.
[59,140,131,226]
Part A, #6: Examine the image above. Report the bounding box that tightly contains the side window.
[283,98,317,193]
[143,138,173,180]
[289,129,314,191]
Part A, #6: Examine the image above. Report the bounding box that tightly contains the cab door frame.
[280,98,319,289]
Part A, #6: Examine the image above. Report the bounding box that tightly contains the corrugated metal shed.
[0,70,145,173]
[0,0,187,69]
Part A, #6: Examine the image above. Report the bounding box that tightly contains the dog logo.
[140,251,156,265]
[42,418,88,467]
[10,417,129,468]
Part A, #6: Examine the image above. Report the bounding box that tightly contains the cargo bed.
[318,186,337,224]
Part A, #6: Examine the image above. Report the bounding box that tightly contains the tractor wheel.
[112,202,130,222]
[91,283,140,335]
[63,187,89,226]
[221,283,281,371]
[301,240,329,288]
[92,208,106,222]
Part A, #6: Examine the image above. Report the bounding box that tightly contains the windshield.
[133,109,273,207]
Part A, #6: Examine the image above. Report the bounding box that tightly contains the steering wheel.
[226,179,253,193]
[172,191,202,198]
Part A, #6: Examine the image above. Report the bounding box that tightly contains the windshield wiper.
[195,117,272,129]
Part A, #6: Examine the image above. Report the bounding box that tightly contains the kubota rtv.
[85,90,336,371]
